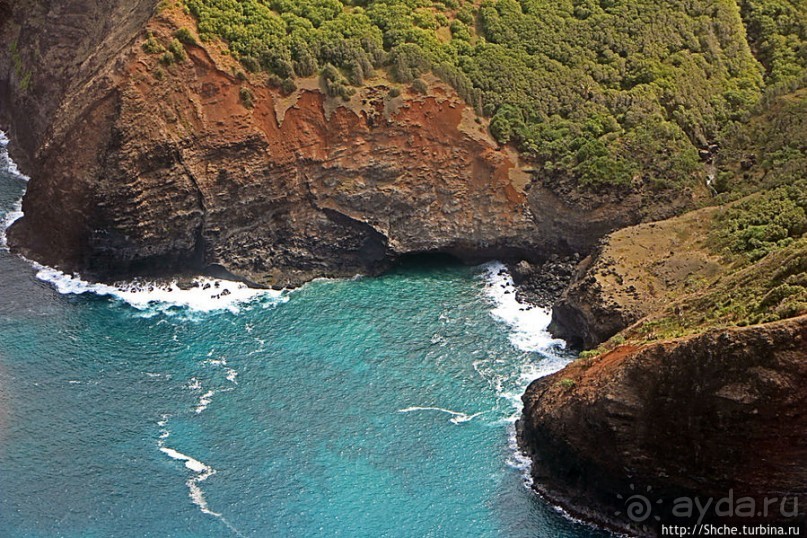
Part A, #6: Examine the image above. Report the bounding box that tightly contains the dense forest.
[176,0,805,192]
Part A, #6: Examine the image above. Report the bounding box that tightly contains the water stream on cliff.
[0,135,608,537]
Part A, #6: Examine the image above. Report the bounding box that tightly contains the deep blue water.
[0,137,607,537]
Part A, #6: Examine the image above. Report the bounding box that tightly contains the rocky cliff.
[0,1,687,287]
[524,156,806,534]
[519,314,807,535]
[549,206,728,348]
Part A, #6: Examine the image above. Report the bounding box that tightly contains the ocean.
[0,133,607,537]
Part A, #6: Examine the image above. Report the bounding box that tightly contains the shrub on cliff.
[174,27,198,46]
[142,33,165,54]
[712,180,807,261]
[240,86,255,108]
[167,38,188,62]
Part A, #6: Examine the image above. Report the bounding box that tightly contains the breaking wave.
[34,265,286,315]
[478,261,574,484]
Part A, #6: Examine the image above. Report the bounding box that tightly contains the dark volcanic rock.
[519,315,807,536]
[509,255,578,308]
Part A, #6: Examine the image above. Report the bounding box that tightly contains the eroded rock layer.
[0,2,691,286]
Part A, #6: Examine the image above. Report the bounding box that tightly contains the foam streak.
[34,265,285,315]
[158,419,243,536]
[398,406,484,424]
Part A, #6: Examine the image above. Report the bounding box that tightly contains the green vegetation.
[8,39,32,92]
[181,0,771,190]
[711,180,807,260]
[167,38,188,62]
[577,349,600,360]
[174,27,199,46]
[558,378,577,389]
[581,83,807,349]
[739,0,807,88]
[240,86,256,108]
[142,33,166,54]
[411,78,428,94]
[717,87,807,194]
[143,33,188,65]
[633,236,806,341]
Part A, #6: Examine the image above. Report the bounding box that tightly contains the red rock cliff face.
[519,315,807,535]
[0,3,681,286]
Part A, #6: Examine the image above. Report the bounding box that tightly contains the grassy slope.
[581,88,807,353]
[563,0,807,352]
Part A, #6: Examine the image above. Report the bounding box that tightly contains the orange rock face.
[0,3,677,286]
[3,5,546,286]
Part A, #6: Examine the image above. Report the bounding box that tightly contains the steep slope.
[1,0,775,286]
[520,315,807,535]
[551,87,807,349]
[0,1,691,286]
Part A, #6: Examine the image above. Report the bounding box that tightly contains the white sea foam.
[0,131,30,182]
[0,132,284,317]
[501,356,573,481]
[398,406,484,425]
[195,390,215,414]
[480,261,566,353]
[157,418,243,536]
[478,261,576,485]
[0,132,29,249]
[499,356,575,420]
[160,446,211,474]
[34,265,286,315]
[477,260,573,423]
[0,198,22,250]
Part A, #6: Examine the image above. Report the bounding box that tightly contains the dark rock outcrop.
[549,207,725,348]
[509,255,578,308]
[519,315,807,535]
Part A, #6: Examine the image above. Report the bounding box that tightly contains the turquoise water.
[0,138,606,537]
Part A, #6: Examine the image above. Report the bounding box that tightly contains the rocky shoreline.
[508,255,579,310]
[517,203,807,535]
[518,315,807,535]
